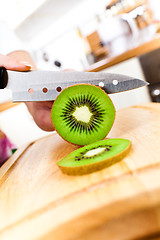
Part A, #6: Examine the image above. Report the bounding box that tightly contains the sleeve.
[0,21,27,55]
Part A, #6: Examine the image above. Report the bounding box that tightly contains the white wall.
[15,0,109,49]
[148,0,160,21]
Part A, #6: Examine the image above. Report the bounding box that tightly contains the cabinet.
[106,0,153,29]
[106,0,147,14]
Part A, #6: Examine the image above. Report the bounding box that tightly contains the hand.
[0,52,55,132]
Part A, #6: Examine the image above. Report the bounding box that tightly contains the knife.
[0,67,148,102]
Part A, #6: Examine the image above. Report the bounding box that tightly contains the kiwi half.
[51,84,115,145]
[57,138,131,175]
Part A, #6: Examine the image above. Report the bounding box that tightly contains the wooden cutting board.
[0,102,160,240]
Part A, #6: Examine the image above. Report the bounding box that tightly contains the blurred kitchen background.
[0,0,160,147]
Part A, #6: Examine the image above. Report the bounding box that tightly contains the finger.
[34,109,55,131]
[0,54,31,71]
[25,102,55,132]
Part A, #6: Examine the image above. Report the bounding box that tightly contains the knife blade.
[0,67,148,102]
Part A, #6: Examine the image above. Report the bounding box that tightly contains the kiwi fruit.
[57,138,131,175]
[51,84,115,145]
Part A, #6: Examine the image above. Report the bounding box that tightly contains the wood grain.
[0,103,160,240]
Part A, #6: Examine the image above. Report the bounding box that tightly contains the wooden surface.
[85,34,160,72]
[0,101,20,112]
[0,102,160,240]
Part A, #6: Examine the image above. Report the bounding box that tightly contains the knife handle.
[0,67,8,89]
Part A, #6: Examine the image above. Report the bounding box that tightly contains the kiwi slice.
[57,138,131,175]
[51,84,115,145]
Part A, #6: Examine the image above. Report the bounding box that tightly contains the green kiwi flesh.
[51,84,115,145]
[57,138,131,175]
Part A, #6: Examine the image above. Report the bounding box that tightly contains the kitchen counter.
[85,34,160,72]
[1,102,160,240]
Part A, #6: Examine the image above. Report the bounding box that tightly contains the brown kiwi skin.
[58,141,131,176]
[51,83,116,146]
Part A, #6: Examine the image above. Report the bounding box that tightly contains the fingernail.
[20,61,32,68]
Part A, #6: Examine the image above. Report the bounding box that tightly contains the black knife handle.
[0,67,8,89]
